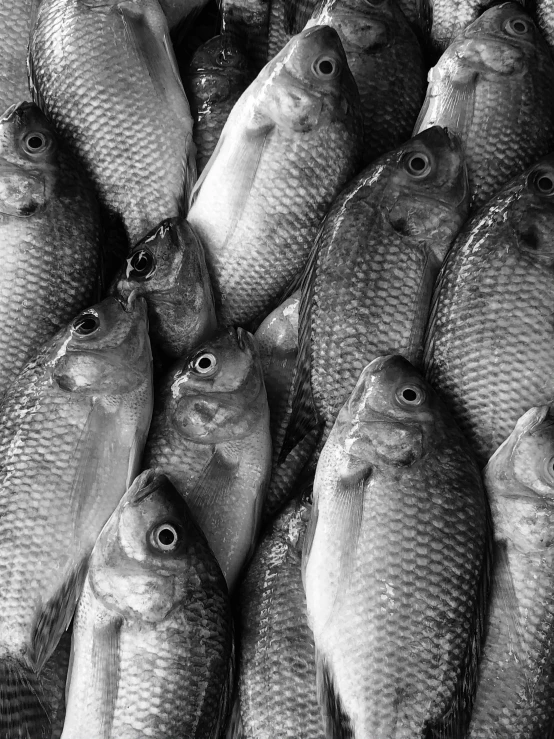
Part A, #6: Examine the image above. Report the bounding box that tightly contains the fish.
[468,406,554,738]
[0,294,152,737]
[112,217,217,360]
[29,0,197,245]
[535,0,554,51]
[305,0,426,164]
[0,101,101,401]
[188,25,364,328]
[238,487,324,739]
[143,327,272,590]
[221,0,270,70]
[414,2,554,211]
[424,153,554,467]
[61,470,234,739]
[184,35,255,174]
[285,126,469,457]
[304,355,489,739]
[0,0,40,112]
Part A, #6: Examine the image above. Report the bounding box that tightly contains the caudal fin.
[0,658,50,739]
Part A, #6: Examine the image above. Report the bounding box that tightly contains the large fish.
[62,470,233,739]
[424,153,554,467]
[304,355,489,738]
[188,25,363,327]
[0,295,152,737]
[29,0,197,244]
[0,0,40,112]
[0,101,100,400]
[414,2,554,211]
[144,327,272,590]
[306,0,426,164]
[469,406,554,738]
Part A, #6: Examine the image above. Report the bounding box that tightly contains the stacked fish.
[0,0,554,736]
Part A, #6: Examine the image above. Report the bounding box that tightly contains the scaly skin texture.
[535,1,554,50]
[305,356,488,739]
[29,0,196,244]
[41,632,71,739]
[469,407,554,739]
[238,492,324,739]
[144,328,272,590]
[414,3,554,211]
[221,0,270,71]
[424,154,554,467]
[0,102,100,401]
[184,36,255,174]
[188,25,363,327]
[307,0,426,164]
[62,472,233,739]
[0,0,40,112]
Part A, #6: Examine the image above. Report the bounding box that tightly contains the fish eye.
[533,170,554,196]
[505,17,531,35]
[404,152,432,178]
[544,456,554,483]
[126,249,156,280]
[312,55,340,80]
[150,523,180,552]
[72,312,100,336]
[22,131,52,156]
[191,352,217,375]
[396,384,425,406]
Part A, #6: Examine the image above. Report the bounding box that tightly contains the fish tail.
[0,657,50,739]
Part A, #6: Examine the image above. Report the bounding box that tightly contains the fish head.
[167,327,267,444]
[112,218,217,357]
[50,295,152,395]
[0,102,58,217]
[88,470,224,621]
[382,126,469,262]
[255,292,300,363]
[309,0,393,52]
[186,35,253,105]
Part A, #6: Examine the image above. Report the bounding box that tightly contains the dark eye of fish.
[404,153,432,178]
[192,352,217,375]
[151,523,180,552]
[396,384,426,406]
[23,132,50,155]
[127,249,156,280]
[72,314,100,336]
[312,56,339,79]
[533,171,554,195]
[505,17,531,35]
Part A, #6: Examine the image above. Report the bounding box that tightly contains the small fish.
[0,0,40,112]
[62,470,234,739]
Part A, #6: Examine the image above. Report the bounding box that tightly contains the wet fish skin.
[62,470,233,739]
[0,101,101,401]
[221,0,270,71]
[424,153,554,467]
[0,295,152,738]
[184,35,255,174]
[535,1,554,51]
[0,0,40,112]
[112,217,217,359]
[29,0,197,245]
[469,406,554,739]
[144,327,272,590]
[414,2,554,211]
[304,354,488,739]
[188,25,364,328]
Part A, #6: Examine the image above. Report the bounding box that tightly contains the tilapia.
[0,101,100,400]
[304,355,489,738]
[238,489,323,739]
[184,35,255,174]
[286,126,468,456]
[414,2,554,210]
[424,153,554,467]
[0,0,40,112]
[29,0,197,244]
[0,295,152,737]
[469,406,554,738]
[306,0,426,163]
[188,25,363,327]
[62,470,233,739]
[144,327,272,590]
[112,217,216,360]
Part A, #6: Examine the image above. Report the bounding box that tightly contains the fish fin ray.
[187,449,239,512]
[0,658,50,739]
[284,0,315,35]
[91,616,122,738]
[315,651,355,739]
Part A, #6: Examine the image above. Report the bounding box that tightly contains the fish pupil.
[198,356,212,370]
[318,60,334,75]
[27,135,44,150]
[158,527,175,546]
[410,156,426,172]
[402,388,417,402]
[73,315,98,335]
[538,175,554,193]
[130,250,153,274]
[512,20,527,33]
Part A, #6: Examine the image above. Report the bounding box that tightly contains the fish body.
[0,101,100,400]
[221,0,270,70]
[0,0,40,112]
[469,406,554,738]
[414,2,554,210]
[0,295,152,737]
[424,153,554,467]
[304,355,489,738]
[144,328,272,589]
[29,0,197,244]
[188,25,363,327]
[62,470,233,739]
[535,1,554,51]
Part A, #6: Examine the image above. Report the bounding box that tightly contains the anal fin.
[316,650,354,739]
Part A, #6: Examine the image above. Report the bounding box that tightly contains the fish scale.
[0,0,39,112]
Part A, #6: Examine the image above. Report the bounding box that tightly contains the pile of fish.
[1,0,554,736]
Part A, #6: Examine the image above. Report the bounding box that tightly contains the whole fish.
[424,153,554,467]
[184,35,255,174]
[29,0,197,244]
[285,126,469,456]
[0,0,40,112]
[62,470,233,739]
[188,25,363,327]
[0,295,152,737]
[469,406,554,739]
[306,0,426,164]
[112,217,216,360]
[304,355,489,738]
[144,327,272,590]
[414,2,554,210]
[221,0,270,70]
[0,101,100,400]
[238,489,324,739]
